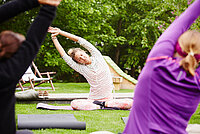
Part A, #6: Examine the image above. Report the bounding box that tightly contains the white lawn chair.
[17,62,56,91]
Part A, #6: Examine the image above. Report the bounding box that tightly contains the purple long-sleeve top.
[123,0,200,134]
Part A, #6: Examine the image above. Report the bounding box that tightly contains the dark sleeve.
[0,0,39,23]
[147,0,200,59]
[0,5,57,81]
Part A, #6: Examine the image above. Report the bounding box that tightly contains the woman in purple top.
[123,0,200,133]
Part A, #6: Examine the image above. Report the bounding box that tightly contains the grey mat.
[18,114,86,130]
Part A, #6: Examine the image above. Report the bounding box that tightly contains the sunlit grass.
[15,83,200,134]
[16,82,134,93]
[16,103,130,134]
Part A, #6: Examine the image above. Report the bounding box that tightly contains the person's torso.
[81,55,114,100]
[127,57,200,134]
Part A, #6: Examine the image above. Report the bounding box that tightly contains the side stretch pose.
[123,0,200,133]
[48,27,133,110]
[0,0,61,133]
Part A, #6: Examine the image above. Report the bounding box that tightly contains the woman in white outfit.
[48,27,133,110]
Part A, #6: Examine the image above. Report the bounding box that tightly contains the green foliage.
[35,0,118,81]
[104,0,176,77]
[0,0,199,81]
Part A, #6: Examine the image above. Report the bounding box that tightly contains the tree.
[35,0,117,81]
[99,0,177,78]
[0,0,199,81]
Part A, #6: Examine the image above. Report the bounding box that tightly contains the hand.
[48,26,60,36]
[51,33,57,39]
[38,0,62,7]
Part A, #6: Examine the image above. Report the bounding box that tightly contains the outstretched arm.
[0,0,61,23]
[0,0,39,23]
[48,27,101,56]
[0,3,60,83]
[51,35,66,57]
[48,27,79,42]
[50,32,85,74]
[148,0,200,58]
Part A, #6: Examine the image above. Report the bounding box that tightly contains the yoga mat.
[36,103,74,110]
[36,103,129,111]
[17,114,86,130]
[122,117,128,124]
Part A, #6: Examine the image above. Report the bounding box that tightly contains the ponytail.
[178,30,200,76]
[180,53,197,76]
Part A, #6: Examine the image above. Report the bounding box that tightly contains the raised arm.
[48,27,101,56]
[148,0,200,58]
[0,0,39,23]
[0,0,61,23]
[51,35,66,57]
[48,27,79,42]
[50,32,85,74]
[0,4,59,81]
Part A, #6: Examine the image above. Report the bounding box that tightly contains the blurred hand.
[49,27,60,39]
[38,0,62,7]
[51,33,57,39]
[48,26,60,36]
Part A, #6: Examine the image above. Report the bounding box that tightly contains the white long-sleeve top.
[62,37,114,100]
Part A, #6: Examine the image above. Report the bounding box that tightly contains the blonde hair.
[67,48,85,63]
[179,30,200,76]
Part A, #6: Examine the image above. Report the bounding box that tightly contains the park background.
[1,0,199,83]
[1,0,200,133]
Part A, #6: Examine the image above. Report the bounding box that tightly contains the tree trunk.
[115,47,120,64]
[114,18,123,64]
[130,65,135,78]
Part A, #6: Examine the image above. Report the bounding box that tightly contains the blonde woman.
[123,0,200,133]
[48,27,133,110]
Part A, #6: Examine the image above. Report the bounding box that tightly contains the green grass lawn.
[16,82,133,134]
[16,103,130,134]
[15,83,200,134]
[16,82,134,93]
[189,105,200,124]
